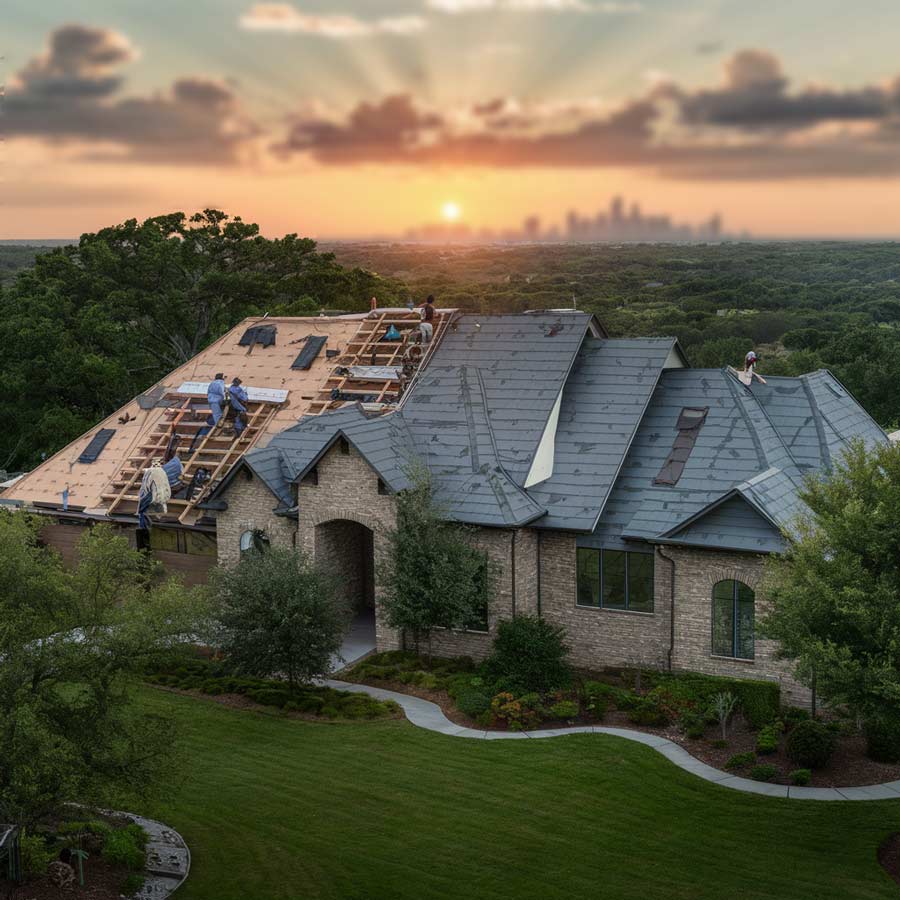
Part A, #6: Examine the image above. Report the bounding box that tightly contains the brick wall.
[538,532,672,671]
[665,544,810,706]
[215,472,295,568]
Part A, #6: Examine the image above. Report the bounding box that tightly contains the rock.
[47,859,76,890]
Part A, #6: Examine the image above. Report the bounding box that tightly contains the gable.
[662,493,785,554]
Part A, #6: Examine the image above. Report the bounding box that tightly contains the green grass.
[140,688,900,900]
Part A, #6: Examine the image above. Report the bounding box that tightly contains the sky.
[4,0,900,239]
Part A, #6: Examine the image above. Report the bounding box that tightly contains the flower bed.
[346,651,900,787]
[4,813,148,899]
[146,659,401,721]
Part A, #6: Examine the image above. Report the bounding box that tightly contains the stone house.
[207,312,887,705]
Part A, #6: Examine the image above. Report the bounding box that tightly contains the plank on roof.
[292,335,328,370]
[78,428,116,464]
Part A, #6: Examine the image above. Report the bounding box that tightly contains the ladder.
[102,390,282,524]
[306,310,450,415]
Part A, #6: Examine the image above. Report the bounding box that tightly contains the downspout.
[656,545,677,672]
[510,530,517,618]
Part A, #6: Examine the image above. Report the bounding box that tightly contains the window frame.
[711,579,755,661]
[575,547,655,614]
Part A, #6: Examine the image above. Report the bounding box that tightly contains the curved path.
[325,679,900,802]
[127,811,191,897]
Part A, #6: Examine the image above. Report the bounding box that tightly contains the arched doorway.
[315,518,375,612]
[315,518,376,668]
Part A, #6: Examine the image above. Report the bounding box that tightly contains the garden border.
[324,679,900,802]
[124,811,191,898]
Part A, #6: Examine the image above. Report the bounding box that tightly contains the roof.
[4,316,363,515]
[586,368,887,553]
[528,336,682,531]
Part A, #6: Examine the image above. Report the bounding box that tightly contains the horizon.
[6,1,900,240]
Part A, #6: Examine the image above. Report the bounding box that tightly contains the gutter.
[656,544,677,673]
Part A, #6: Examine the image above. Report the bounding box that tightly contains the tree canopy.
[0,515,204,826]
[762,439,900,723]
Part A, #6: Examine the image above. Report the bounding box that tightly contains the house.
[0,312,439,583]
[206,311,886,704]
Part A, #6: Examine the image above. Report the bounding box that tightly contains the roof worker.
[230,377,249,437]
[207,373,227,427]
[742,350,767,385]
[418,295,436,344]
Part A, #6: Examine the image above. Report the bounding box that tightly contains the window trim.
[575,547,655,614]
[711,579,755,661]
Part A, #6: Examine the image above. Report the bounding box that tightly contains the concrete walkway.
[328,610,376,673]
[324,678,900,802]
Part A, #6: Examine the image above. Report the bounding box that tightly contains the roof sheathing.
[5,316,361,514]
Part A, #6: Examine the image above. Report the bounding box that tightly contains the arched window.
[239,529,270,557]
[712,579,755,660]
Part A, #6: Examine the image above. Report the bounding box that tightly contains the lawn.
[140,688,900,900]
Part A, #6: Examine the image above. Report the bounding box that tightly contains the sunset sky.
[5,0,900,239]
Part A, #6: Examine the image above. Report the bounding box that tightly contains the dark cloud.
[277,50,900,179]
[695,40,723,55]
[674,50,895,131]
[6,25,259,163]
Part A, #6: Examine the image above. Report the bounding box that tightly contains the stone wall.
[215,472,295,568]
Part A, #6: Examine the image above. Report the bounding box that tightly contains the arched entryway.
[315,518,376,668]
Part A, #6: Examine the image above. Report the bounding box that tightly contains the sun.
[441,201,462,222]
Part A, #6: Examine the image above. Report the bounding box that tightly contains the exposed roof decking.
[4,316,361,514]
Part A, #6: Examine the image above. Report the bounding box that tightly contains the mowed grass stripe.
[138,688,900,900]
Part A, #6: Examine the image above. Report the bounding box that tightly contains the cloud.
[275,50,900,179]
[239,4,427,37]
[5,25,260,164]
[427,0,641,12]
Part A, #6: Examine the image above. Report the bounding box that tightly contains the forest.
[3,211,899,474]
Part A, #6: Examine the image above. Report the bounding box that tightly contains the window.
[149,528,217,556]
[576,548,654,613]
[712,580,755,660]
[464,556,490,633]
[240,529,270,557]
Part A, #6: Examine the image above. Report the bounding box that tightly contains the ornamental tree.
[378,467,495,662]
[209,547,350,689]
[761,438,900,723]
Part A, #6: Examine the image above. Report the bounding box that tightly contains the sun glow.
[441,201,462,221]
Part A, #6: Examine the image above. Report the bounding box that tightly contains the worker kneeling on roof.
[207,373,227,426]
[419,295,435,344]
[230,377,249,436]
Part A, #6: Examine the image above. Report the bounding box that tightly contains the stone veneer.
[215,443,807,702]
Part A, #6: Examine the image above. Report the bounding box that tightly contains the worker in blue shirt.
[207,373,227,426]
[230,377,249,436]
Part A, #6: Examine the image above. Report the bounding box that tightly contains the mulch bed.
[150,684,404,722]
[343,674,900,788]
[878,833,900,886]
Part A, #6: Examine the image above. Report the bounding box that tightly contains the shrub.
[248,688,291,709]
[790,768,812,786]
[20,830,54,880]
[490,692,541,731]
[612,689,641,711]
[750,764,779,782]
[456,689,491,719]
[549,700,579,721]
[709,691,738,741]
[482,616,571,694]
[756,725,779,755]
[711,739,727,749]
[865,715,900,763]
[628,697,669,727]
[293,694,326,715]
[121,873,146,897]
[586,695,608,721]
[725,751,756,770]
[782,706,811,728]
[102,827,146,871]
[786,720,837,769]
[679,710,707,740]
[732,681,780,729]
